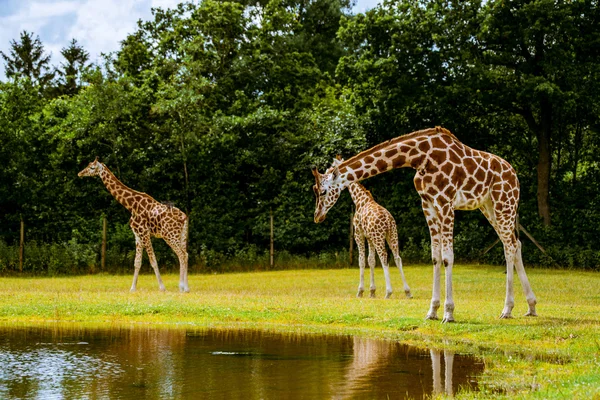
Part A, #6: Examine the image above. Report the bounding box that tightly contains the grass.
[0,264,599,399]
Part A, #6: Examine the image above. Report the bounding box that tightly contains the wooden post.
[101,216,107,271]
[349,208,354,266]
[19,218,24,272]
[270,208,274,269]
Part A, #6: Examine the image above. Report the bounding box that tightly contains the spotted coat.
[312,127,537,322]
[79,159,189,292]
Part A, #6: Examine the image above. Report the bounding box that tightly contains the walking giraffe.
[330,159,411,299]
[78,158,189,292]
[312,127,537,322]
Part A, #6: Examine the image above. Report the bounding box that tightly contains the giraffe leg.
[130,233,144,292]
[374,237,393,299]
[444,350,455,395]
[164,237,189,293]
[423,201,442,320]
[439,204,455,323]
[515,240,537,316]
[500,240,516,319]
[142,235,166,292]
[387,229,412,298]
[355,229,366,298]
[431,349,442,395]
[367,240,377,297]
[481,200,534,318]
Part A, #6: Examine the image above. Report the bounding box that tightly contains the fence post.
[349,208,354,266]
[101,216,107,271]
[19,218,24,273]
[270,208,274,269]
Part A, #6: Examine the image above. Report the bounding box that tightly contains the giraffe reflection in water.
[431,348,455,396]
[336,337,481,399]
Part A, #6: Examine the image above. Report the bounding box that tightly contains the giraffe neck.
[348,183,374,213]
[337,127,457,186]
[98,164,147,213]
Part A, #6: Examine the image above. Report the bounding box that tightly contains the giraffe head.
[312,156,346,223]
[78,157,104,177]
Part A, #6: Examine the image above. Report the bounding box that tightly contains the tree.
[1,31,54,88]
[56,39,91,96]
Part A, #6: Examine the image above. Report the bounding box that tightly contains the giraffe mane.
[353,182,374,200]
[338,126,458,170]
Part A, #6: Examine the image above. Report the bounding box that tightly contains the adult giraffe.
[79,158,189,292]
[312,127,537,322]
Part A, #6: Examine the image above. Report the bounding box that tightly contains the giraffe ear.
[94,156,99,162]
[311,167,321,186]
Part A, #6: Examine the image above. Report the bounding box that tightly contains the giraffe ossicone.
[312,127,537,322]
[78,159,190,293]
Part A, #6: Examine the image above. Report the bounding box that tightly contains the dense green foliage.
[1,0,599,274]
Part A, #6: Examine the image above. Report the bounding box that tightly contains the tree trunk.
[536,97,552,226]
[521,103,552,226]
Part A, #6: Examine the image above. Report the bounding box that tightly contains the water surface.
[0,324,484,399]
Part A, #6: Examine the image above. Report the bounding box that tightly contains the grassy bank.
[0,264,599,398]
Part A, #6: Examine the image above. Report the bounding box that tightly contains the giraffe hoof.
[524,311,538,317]
[130,288,136,293]
[405,290,413,299]
[357,291,364,298]
[442,316,455,323]
[425,314,438,321]
[385,292,392,299]
[499,313,513,319]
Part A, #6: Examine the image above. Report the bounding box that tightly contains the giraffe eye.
[320,190,326,196]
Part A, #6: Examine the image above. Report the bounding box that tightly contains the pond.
[0,324,484,399]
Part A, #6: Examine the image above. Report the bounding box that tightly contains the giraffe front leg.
[424,203,442,320]
[130,234,144,292]
[355,232,366,298]
[440,206,456,323]
[441,247,455,323]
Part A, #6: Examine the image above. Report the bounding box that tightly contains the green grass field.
[0,264,599,399]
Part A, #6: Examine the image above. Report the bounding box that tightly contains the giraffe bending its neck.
[312,127,536,322]
[344,176,411,299]
[79,158,189,293]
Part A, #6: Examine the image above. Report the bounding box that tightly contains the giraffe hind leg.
[387,229,412,298]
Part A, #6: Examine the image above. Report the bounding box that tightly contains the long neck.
[338,127,446,184]
[98,165,146,213]
[348,183,374,212]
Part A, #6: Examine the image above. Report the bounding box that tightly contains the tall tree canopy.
[1,0,600,274]
[1,31,54,89]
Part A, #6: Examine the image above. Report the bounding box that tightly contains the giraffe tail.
[181,216,189,253]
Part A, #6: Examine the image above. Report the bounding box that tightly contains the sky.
[0,0,381,79]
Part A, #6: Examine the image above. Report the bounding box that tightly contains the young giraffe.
[78,158,189,292]
[312,127,537,322]
[331,159,411,299]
